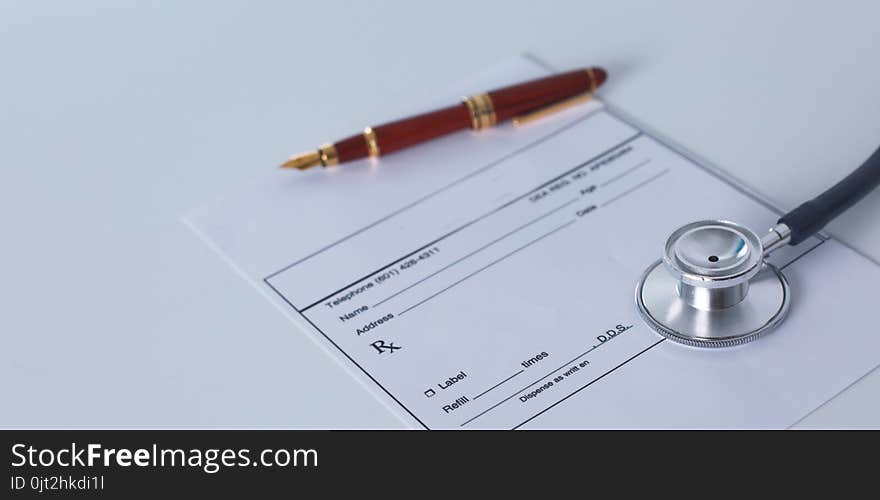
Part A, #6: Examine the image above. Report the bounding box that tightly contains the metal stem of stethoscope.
[636,145,880,348]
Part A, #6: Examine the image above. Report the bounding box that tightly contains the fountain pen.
[281,67,607,170]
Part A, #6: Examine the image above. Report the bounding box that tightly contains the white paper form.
[186,57,880,429]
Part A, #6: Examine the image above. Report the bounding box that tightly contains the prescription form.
[187,57,880,429]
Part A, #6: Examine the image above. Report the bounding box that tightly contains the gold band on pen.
[318,143,339,167]
[463,93,497,130]
[363,127,380,157]
[586,67,597,93]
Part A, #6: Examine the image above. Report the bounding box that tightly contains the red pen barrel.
[335,104,471,162]
[324,67,606,166]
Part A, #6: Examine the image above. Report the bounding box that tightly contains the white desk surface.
[2,1,878,428]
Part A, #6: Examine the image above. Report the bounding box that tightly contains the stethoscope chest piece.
[635,220,790,348]
[634,145,879,348]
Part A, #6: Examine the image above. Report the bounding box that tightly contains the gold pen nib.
[280,150,322,170]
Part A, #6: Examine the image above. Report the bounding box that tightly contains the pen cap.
[489,68,606,122]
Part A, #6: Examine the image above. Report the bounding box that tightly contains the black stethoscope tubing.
[779,145,880,245]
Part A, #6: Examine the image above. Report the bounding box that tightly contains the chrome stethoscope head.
[663,220,765,310]
[635,220,791,348]
[636,145,880,347]
[634,145,879,348]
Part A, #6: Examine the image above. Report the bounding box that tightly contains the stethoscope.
[635,146,880,348]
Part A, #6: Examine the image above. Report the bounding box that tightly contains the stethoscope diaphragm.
[635,220,790,348]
